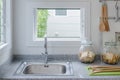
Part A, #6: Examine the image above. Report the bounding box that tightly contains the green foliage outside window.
[37,9,49,38]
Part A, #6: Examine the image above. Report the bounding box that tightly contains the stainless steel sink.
[15,61,73,76]
[23,64,66,74]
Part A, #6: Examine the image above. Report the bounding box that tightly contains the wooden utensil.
[99,4,106,32]
[103,3,110,31]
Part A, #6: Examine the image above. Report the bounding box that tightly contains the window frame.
[0,0,6,46]
[26,0,91,47]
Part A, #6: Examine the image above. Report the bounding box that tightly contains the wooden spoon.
[99,4,106,32]
[103,4,110,31]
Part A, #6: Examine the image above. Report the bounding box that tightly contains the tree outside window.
[37,9,49,38]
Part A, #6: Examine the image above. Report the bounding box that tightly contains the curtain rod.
[100,0,120,2]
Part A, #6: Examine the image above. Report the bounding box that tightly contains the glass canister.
[102,42,120,64]
[78,40,96,63]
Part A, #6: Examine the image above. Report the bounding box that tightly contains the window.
[35,8,85,39]
[26,1,90,46]
[36,8,82,38]
[0,0,5,45]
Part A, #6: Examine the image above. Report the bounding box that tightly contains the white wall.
[0,0,12,65]
[12,0,120,55]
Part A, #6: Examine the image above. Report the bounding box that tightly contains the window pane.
[0,0,3,43]
[0,0,5,44]
[36,8,83,38]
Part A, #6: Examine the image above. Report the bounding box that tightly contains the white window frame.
[26,0,91,47]
[0,0,6,46]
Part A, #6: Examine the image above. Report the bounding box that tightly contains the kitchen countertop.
[0,55,120,80]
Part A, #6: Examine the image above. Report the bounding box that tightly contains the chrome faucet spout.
[44,34,47,54]
[44,34,48,64]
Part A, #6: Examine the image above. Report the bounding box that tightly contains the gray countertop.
[1,55,120,80]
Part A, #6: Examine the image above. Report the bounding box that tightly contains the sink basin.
[23,64,66,74]
[15,61,73,76]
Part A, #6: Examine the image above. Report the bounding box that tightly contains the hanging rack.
[99,0,120,21]
[100,0,120,2]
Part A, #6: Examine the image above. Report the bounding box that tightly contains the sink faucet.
[44,34,48,64]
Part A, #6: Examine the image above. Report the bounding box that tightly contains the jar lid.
[81,39,92,45]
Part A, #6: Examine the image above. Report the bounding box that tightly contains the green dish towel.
[88,67,120,76]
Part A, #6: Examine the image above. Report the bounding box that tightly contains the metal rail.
[100,0,120,2]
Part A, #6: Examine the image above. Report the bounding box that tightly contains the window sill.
[0,43,8,50]
[27,38,81,47]
[35,38,81,41]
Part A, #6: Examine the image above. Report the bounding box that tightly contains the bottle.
[102,42,120,64]
[78,40,96,63]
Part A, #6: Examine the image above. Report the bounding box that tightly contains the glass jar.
[102,42,120,64]
[78,40,96,63]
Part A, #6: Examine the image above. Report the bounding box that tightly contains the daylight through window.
[35,8,85,39]
[0,0,5,44]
